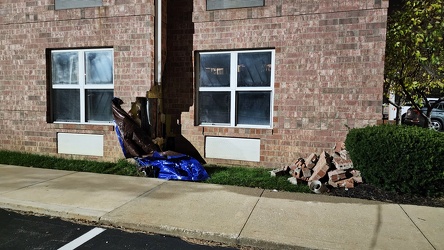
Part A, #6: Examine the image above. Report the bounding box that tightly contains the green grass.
[0,150,139,176]
[203,165,310,193]
[0,150,310,193]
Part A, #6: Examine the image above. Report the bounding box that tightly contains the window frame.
[196,49,275,129]
[49,48,114,125]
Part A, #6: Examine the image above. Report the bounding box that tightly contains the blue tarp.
[135,152,209,181]
[114,121,209,181]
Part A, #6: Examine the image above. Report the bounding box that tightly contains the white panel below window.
[57,133,104,156]
[205,137,260,162]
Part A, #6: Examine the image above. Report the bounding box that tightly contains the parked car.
[403,101,444,131]
[400,102,412,123]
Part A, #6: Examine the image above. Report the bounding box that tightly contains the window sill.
[199,124,272,129]
[199,125,274,136]
[53,121,113,125]
[50,122,114,131]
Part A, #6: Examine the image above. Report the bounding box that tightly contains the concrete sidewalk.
[0,164,442,250]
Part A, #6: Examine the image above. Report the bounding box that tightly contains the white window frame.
[197,49,275,128]
[50,48,114,125]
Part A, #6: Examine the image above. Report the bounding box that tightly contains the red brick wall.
[180,0,389,167]
[0,0,155,161]
[0,0,389,167]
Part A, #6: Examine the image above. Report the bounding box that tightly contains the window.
[206,0,264,10]
[197,49,274,128]
[55,0,102,10]
[50,48,114,124]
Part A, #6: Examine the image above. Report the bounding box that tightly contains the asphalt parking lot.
[0,208,238,250]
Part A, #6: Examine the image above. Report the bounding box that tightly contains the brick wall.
[179,0,389,167]
[0,0,155,161]
[0,0,389,167]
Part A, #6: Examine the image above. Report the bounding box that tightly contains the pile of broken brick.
[270,142,363,193]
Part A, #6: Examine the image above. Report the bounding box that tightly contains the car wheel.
[430,119,443,131]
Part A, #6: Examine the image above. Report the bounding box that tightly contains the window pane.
[237,52,271,87]
[53,89,80,122]
[86,89,113,122]
[52,52,79,85]
[85,51,113,85]
[198,92,230,124]
[199,54,230,87]
[237,91,271,125]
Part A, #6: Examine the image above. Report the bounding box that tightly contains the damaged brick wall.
[163,0,194,137]
[180,0,388,167]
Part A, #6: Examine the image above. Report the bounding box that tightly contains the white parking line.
[58,227,106,250]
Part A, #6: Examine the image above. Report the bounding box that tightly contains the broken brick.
[328,179,339,187]
[294,158,305,165]
[288,158,305,174]
[306,162,316,169]
[352,176,363,183]
[333,157,353,170]
[335,178,355,188]
[351,169,361,177]
[339,150,350,160]
[304,153,318,166]
[308,151,331,181]
[271,150,361,192]
[350,170,363,183]
[333,141,345,154]
[328,169,346,182]
[292,167,302,179]
[301,165,312,178]
[288,164,298,171]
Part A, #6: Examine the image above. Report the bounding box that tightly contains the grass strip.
[0,150,310,193]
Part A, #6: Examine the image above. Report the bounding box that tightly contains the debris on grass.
[270,142,362,194]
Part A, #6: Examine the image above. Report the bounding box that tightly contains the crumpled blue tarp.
[135,152,209,181]
[114,121,209,181]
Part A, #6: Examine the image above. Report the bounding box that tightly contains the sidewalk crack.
[399,204,436,250]
[98,181,166,221]
[236,189,265,242]
[1,171,78,195]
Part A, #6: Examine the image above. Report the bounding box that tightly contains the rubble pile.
[270,142,362,193]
